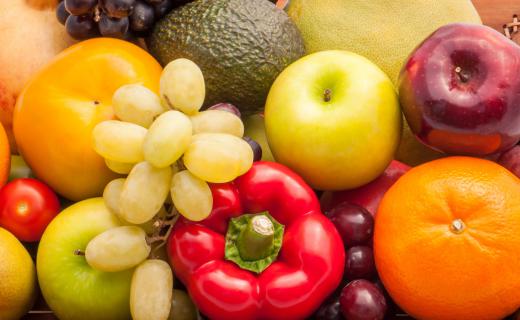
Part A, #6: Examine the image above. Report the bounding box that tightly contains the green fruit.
[148,0,305,115]
[243,114,274,162]
[37,198,133,320]
[265,51,401,190]
[0,228,36,320]
[287,0,481,166]
[8,155,33,181]
[169,289,198,320]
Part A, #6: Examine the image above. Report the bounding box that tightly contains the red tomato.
[0,178,60,242]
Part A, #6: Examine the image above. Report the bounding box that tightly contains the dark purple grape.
[345,246,376,280]
[98,14,130,39]
[327,202,374,247]
[100,0,136,18]
[208,103,241,118]
[152,0,174,19]
[56,1,70,25]
[129,1,155,33]
[314,296,342,320]
[243,137,262,162]
[64,0,97,15]
[65,14,99,40]
[340,280,387,320]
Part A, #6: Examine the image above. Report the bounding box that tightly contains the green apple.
[243,114,275,162]
[265,50,401,190]
[37,198,132,320]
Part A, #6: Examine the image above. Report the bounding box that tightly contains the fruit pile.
[2,1,520,320]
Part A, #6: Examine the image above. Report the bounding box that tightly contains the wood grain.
[473,0,520,43]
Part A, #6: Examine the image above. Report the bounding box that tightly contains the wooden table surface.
[21,1,520,320]
[473,0,520,43]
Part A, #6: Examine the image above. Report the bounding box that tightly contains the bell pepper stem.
[237,214,275,261]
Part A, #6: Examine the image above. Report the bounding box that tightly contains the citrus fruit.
[0,123,10,186]
[374,156,520,320]
[0,227,37,320]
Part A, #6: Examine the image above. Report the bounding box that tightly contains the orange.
[0,123,9,186]
[14,38,162,201]
[374,156,520,320]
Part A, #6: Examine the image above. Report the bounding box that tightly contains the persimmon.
[14,38,162,201]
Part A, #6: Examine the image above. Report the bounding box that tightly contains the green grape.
[103,178,126,216]
[191,109,244,137]
[143,111,193,168]
[85,226,150,272]
[160,58,205,115]
[112,84,165,128]
[130,259,173,320]
[105,158,135,174]
[169,289,198,320]
[170,170,212,221]
[183,133,254,183]
[120,162,172,224]
[93,120,146,163]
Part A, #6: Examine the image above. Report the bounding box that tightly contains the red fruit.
[321,160,410,215]
[327,203,374,247]
[399,23,520,156]
[344,246,376,281]
[0,178,60,241]
[497,146,520,178]
[340,280,387,320]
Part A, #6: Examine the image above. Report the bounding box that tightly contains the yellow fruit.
[243,114,274,162]
[287,0,481,166]
[0,228,37,320]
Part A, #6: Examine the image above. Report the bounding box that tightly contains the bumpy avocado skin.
[148,0,305,115]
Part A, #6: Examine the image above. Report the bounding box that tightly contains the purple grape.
[327,202,374,247]
[340,280,387,320]
[98,14,130,39]
[65,14,99,40]
[100,0,136,18]
[314,296,342,320]
[243,137,262,162]
[152,0,174,19]
[208,103,241,118]
[345,246,376,280]
[64,0,97,15]
[56,1,70,25]
[129,1,155,33]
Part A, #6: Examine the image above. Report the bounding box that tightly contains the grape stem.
[147,208,180,258]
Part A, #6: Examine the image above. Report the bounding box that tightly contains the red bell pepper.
[167,161,345,320]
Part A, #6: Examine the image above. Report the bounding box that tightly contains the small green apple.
[37,198,133,320]
[243,114,274,162]
[265,50,401,190]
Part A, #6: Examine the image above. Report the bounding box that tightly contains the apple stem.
[323,89,332,102]
[73,249,85,256]
[455,66,471,83]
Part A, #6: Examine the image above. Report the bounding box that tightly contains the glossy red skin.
[320,160,410,216]
[399,23,520,156]
[0,178,60,242]
[168,162,345,320]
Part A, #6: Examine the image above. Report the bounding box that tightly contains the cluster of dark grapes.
[56,0,190,40]
[315,203,397,320]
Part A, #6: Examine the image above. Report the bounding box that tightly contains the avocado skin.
[147,0,305,115]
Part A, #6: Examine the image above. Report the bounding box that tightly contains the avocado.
[147,0,305,115]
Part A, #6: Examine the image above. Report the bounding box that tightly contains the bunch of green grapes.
[83,58,257,320]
